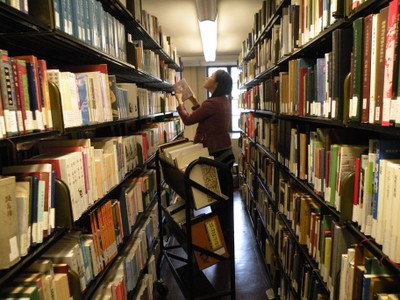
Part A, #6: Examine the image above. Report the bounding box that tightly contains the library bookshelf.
[0,1,182,299]
[238,0,400,299]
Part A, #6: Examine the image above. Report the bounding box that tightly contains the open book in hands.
[173,78,194,101]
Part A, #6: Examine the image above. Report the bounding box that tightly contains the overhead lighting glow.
[199,19,217,62]
[195,0,217,62]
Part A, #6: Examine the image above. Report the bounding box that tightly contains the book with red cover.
[13,55,45,131]
[381,0,399,126]
[2,163,53,243]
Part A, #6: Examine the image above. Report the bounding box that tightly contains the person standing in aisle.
[174,69,235,168]
[175,69,235,254]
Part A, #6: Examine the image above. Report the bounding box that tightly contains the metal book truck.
[155,139,235,299]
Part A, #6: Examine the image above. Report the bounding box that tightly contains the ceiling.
[141,0,264,67]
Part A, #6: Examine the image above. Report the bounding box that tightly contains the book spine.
[373,7,389,124]
[37,59,53,130]
[361,14,373,123]
[25,60,44,131]
[381,0,399,126]
[10,58,25,134]
[350,17,363,122]
[0,49,19,136]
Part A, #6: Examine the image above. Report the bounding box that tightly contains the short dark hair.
[212,70,233,97]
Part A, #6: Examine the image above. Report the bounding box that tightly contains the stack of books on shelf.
[29,0,127,61]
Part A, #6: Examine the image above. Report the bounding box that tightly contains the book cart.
[155,140,236,299]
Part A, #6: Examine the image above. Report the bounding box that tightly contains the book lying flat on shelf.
[173,78,194,101]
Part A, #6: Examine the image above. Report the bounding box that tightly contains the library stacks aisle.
[155,189,272,299]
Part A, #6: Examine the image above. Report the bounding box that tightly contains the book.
[191,214,229,270]
[0,49,19,136]
[75,73,91,125]
[116,82,139,119]
[349,17,363,122]
[11,272,51,300]
[52,273,71,300]
[13,55,45,131]
[2,163,53,244]
[37,59,52,130]
[0,175,20,269]
[361,14,373,123]
[175,146,210,170]
[328,221,358,300]
[62,64,112,123]
[11,58,32,134]
[15,176,34,256]
[173,78,194,101]
[381,0,399,126]
[24,152,87,222]
[188,161,224,210]
[371,140,400,244]
[331,27,353,121]
[53,263,83,300]
[38,139,95,206]
[372,7,389,124]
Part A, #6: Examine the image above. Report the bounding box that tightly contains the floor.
[154,190,273,299]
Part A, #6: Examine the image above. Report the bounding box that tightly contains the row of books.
[91,206,159,299]
[338,245,400,299]
[158,139,224,210]
[139,6,181,66]
[125,36,178,84]
[241,123,400,298]
[240,1,400,127]
[0,129,164,270]
[0,51,53,137]
[240,0,373,77]
[0,259,74,300]
[0,200,159,299]
[256,176,400,300]
[275,120,400,256]
[0,50,177,138]
[32,0,127,61]
[240,113,278,155]
[1,0,28,13]
[279,123,400,258]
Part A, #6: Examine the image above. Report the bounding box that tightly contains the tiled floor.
[154,190,272,299]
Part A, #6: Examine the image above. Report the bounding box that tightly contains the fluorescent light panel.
[195,0,217,62]
[199,19,217,62]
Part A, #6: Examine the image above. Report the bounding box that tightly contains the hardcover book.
[0,175,20,270]
[191,214,229,270]
[173,78,194,101]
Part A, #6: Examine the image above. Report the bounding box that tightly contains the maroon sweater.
[177,96,231,152]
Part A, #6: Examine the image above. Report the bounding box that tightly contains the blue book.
[372,140,400,243]
[76,73,91,125]
[53,0,62,30]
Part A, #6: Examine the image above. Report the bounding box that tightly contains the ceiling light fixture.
[195,0,218,62]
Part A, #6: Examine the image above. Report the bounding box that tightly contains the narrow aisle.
[155,190,271,299]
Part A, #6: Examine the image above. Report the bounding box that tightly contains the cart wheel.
[155,279,169,296]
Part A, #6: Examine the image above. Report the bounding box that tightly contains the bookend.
[54,178,74,229]
[156,150,235,299]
